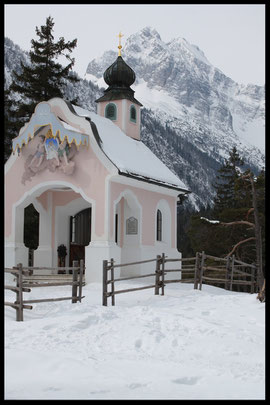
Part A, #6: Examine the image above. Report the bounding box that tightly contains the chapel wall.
[109,181,177,249]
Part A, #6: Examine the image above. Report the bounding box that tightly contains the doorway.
[69,207,91,267]
[24,203,39,266]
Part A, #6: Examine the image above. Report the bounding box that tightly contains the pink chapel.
[4,40,190,283]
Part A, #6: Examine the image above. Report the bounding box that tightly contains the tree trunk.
[249,175,264,291]
[257,279,265,302]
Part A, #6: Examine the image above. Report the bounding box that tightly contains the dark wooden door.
[69,244,85,267]
[69,207,91,267]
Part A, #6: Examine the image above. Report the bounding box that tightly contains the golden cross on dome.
[118,31,124,56]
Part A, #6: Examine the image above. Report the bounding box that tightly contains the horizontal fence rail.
[103,256,162,306]
[103,252,258,306]
[4,260,85,321]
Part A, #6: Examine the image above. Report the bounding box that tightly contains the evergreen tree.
[187,148,265,268]
[4,88,19,162]
[6,16,79,253]
[213,146,244,216]
[10,16,78,128]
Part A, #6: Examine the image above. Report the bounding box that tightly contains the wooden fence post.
[16,263,23,321]
[255,264,260,293]
[110,258,115,306]
[194,252,200,289]
[225,256,232,290]
[161,253,165,296]
[72,260,79,303]
[230,255,235,291]
[78,259,84,302]
[103,260,108,306]
[251,265,255,294]
[155,255,161,295]
[199,251,205,291]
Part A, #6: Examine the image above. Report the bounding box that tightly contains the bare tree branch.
[226,237,255,257]
[219,220,255,228]
[246,207,254,220]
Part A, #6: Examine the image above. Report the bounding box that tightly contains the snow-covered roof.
[72,104,189,192]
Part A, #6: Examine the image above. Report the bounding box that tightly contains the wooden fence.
[194,252,257,293]
[103,257,159,306]
[103,252,257,306]
[4,260,85,321]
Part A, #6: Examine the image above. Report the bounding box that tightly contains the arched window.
[156,209,162,241]
[105,103,117,121]
[115,213,118,244]
[130,105,137,123]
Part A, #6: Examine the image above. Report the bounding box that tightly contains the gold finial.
[118,31,124,56]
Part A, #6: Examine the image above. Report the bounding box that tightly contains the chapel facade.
[4,39,190,283]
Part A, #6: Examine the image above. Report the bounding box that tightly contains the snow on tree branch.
[200,217,255,228]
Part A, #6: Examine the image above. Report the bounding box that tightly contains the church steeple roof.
[104,55,136,88]
[95,34,142,106]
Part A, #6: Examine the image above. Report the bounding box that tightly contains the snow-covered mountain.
[5,29,265,209]
[86,27,265,153]
[85,27,265,209]
[4,37,29,88]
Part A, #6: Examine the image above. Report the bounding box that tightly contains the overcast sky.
[4,4,265,86]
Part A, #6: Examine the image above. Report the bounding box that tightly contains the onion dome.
[96,56,142,105]
[104,56,136,88]
[103,31,136,89]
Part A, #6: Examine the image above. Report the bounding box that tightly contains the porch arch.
[6,180,95,270]
[113,189,142,276]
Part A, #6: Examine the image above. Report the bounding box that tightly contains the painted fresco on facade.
[22,127,77,184]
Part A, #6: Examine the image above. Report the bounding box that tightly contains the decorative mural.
[22,128,78,184]
[10,102,89,184]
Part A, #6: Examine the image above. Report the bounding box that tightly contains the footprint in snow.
[44,386,61,392]
[172,376,200,385]
[134,339,142,349]
[172,338,178,347]
[128,383,148,389]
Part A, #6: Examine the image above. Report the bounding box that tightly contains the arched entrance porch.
[6,180,93,274]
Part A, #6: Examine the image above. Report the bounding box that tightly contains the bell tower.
[95,32,143,140]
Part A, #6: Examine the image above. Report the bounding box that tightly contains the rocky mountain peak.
[138,26,162,40]
[167,36,212,67]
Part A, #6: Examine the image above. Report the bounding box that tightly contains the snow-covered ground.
[5,279,265,400]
